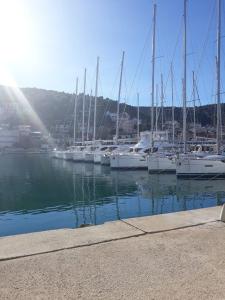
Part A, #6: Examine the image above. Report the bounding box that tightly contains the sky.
[0,0,223,107]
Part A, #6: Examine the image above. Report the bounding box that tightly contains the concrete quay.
[0,206,225,299]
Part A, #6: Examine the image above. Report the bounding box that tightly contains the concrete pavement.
[0,206,224,299]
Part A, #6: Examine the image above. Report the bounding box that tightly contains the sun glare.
[0,0,30,66]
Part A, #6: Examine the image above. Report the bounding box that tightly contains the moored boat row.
[52,0,225,180]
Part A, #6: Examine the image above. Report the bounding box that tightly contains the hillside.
[0,85,223,139]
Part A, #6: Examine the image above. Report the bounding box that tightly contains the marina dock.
[0,206,224,299]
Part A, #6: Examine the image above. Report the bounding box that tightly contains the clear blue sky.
[0,0,223,107]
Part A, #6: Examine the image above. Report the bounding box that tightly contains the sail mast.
[82,68,86,145]
[73,77,78,145]
[160,73,164,131]
[137,92,140,139]
[86,89,92,141]
[192,71,196,140]
[171,64,175,144]
[115,51,125,144]
[183,0,187,153]
[155,83,158,132]
[93,56,99,143]
[151,4,156,144]
[216,0,221,154]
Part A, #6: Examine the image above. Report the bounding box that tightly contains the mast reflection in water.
[0,155,224,237]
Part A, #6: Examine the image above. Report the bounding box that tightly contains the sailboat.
[73,68,87,162]
[176,0,225,179]
[110,5,168,170]
[101,90,140,166]
[51,76,79,161]
[148,66,178,173]
[138,4,177,173]
[84,57,102,163]
[109,50,150,169]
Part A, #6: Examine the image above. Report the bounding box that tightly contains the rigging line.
[195,45,216,106]
[186,3,201,81]
[163,15,183,95]
[194,79,201,107]
[96,67,120,132]
[185,1,215,111]
[96,65,121,137]
[103,24,152,137]
[195,0,216,79]
[118,23,152,117]
[131,22,152,90]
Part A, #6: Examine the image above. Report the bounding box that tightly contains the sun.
[0,0,30,66]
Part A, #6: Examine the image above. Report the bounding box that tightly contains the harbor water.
[0,154,225,237]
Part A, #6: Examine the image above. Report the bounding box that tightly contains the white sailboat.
[62,77,80,161]
[142,3,177,174]
[111,5,164,170]
[94,145,110,163]
[73,145,86,161]
[73,68,87,162]
[101,86,140,166]
[148,65,177,173]
[176,0,225,179]
[110,131,150,169]
[110,130,168,169]
[94,142,118,164]
[84,57,100,163]
[52,77,80,161]
[148,150,177,173]
[101,143,132,165]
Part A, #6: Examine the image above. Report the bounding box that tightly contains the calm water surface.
[0,154,225,237]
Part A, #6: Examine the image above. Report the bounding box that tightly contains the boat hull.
[73,151,85,162]
[148,154,176,174]
[110,154,148,169]
[176,157,225,179]
[94,153,102,164]
[63,152,74,160]
[101,155,110,165]
[57,151,64,159]
[85,152,94,162]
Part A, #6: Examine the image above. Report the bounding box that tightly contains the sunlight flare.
[0,0,30,64]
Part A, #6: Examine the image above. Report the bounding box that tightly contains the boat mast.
[160,73,164,131]
[93,56,99,143]
[82,68,87,145]
[216,0,221,154]
[137,92,140,139]
[192,71,196,140]
[155,83,158,132]
[115,51,125,144]
[86,89,92,141]
[183,0,187,153]
[171,63,175,144]
[151,3,156,146]
[73,77,79,146]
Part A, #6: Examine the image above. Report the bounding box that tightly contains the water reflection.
[0,155,224,236]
